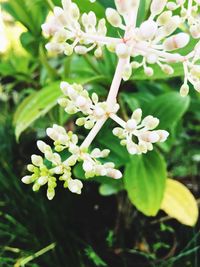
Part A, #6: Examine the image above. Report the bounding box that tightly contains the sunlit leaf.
[161,179,199,226]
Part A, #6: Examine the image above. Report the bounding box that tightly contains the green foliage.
[124,150,167,216]
[0,0,200,266]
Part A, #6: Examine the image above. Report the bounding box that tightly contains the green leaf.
[147,92,190,129]
[14,76,105,140]
[124,150,167,216]
[99,183,123,196]
[132,63,184,81]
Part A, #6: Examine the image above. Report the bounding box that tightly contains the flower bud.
[151,0,167,16]
[94,47,102,58]
[38,176,48,186]
[144,67,154,76]
[22,175,33,184]
[161,64,174,75]
[126,119,137,131]
[122,64,132,81]
[68,179,83,194]
[106,8,122,28]
[142,116,159,129]
[162,16,180,36]
[75,96,87,107]
[139,20,158,40]
[180,84,189,97]
[47,189,55,200]
[64,43,73,56]
[31,155,43,167]
[75,45,88,55]
[71,3,80,20]
[163,33,190,51]
[166,2,177,10]
[116,43,130,58]
[156,130,169,142]
[83,161,94,172]
[190,25,200,39]
[45,43,64,54]
[157,11,172,26]
[131,108,142,123]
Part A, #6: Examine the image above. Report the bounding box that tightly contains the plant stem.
[80,5,140,149]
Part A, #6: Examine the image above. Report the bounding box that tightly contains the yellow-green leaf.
[161,179,199,226]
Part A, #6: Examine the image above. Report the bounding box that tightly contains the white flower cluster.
[58,82,119,129]
[42,0,107,57]
[43,0,200,96]
[112,109,169,155]
[22,124,122,200]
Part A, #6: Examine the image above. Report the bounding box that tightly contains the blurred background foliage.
[0,0,200,266]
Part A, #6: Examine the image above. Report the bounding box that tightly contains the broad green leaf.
[147,92,190,129]
[14,76,105,140]
[161,179,199,226]
[124,150,167,216]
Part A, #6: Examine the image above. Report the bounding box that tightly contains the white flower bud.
[114,0,130,15]
[139,20,158,40]
[142,116,159,130]
[126,119,137,131]
[38,176,48,186]
[147,132,160,143]
[83,161,94,172]
[71,3,80,20]
[75,45,88,55]
[167,2,177,10]
[94,47,103,58]
[94,106,105,118]
[116,43,130,58]
[162,16,180,36]
[57,98,68,107]
[131,108,142,123]
[31,155,43,167]
[47,189,55,200]
[68,179,83,194]
[37,141,50,154]
[106,8,122,28]
[163,33,190,51]
[151,0,167,16]
[22,175,33,184]
[161,65,174,75]
[180,84,189,97]
[127,143,138,155]
[144,67,154,76]
[46,128,58,141]
[157,11,172,26]
[190,25,200,39]
[156,130,169,142]
[64,43,73,56]
[45,43,64,54]
[107,169,122,179]
[75,96,87,107]
[122,64,132,81]
[88,11,97,26]
[33,183,40,192]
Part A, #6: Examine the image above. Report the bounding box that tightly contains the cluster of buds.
[42,0,200,96]
[112,109,169,154]
[22,124,122,200]
[42,0,107,57]
[23,0,200,199]
[58,82,119,129]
